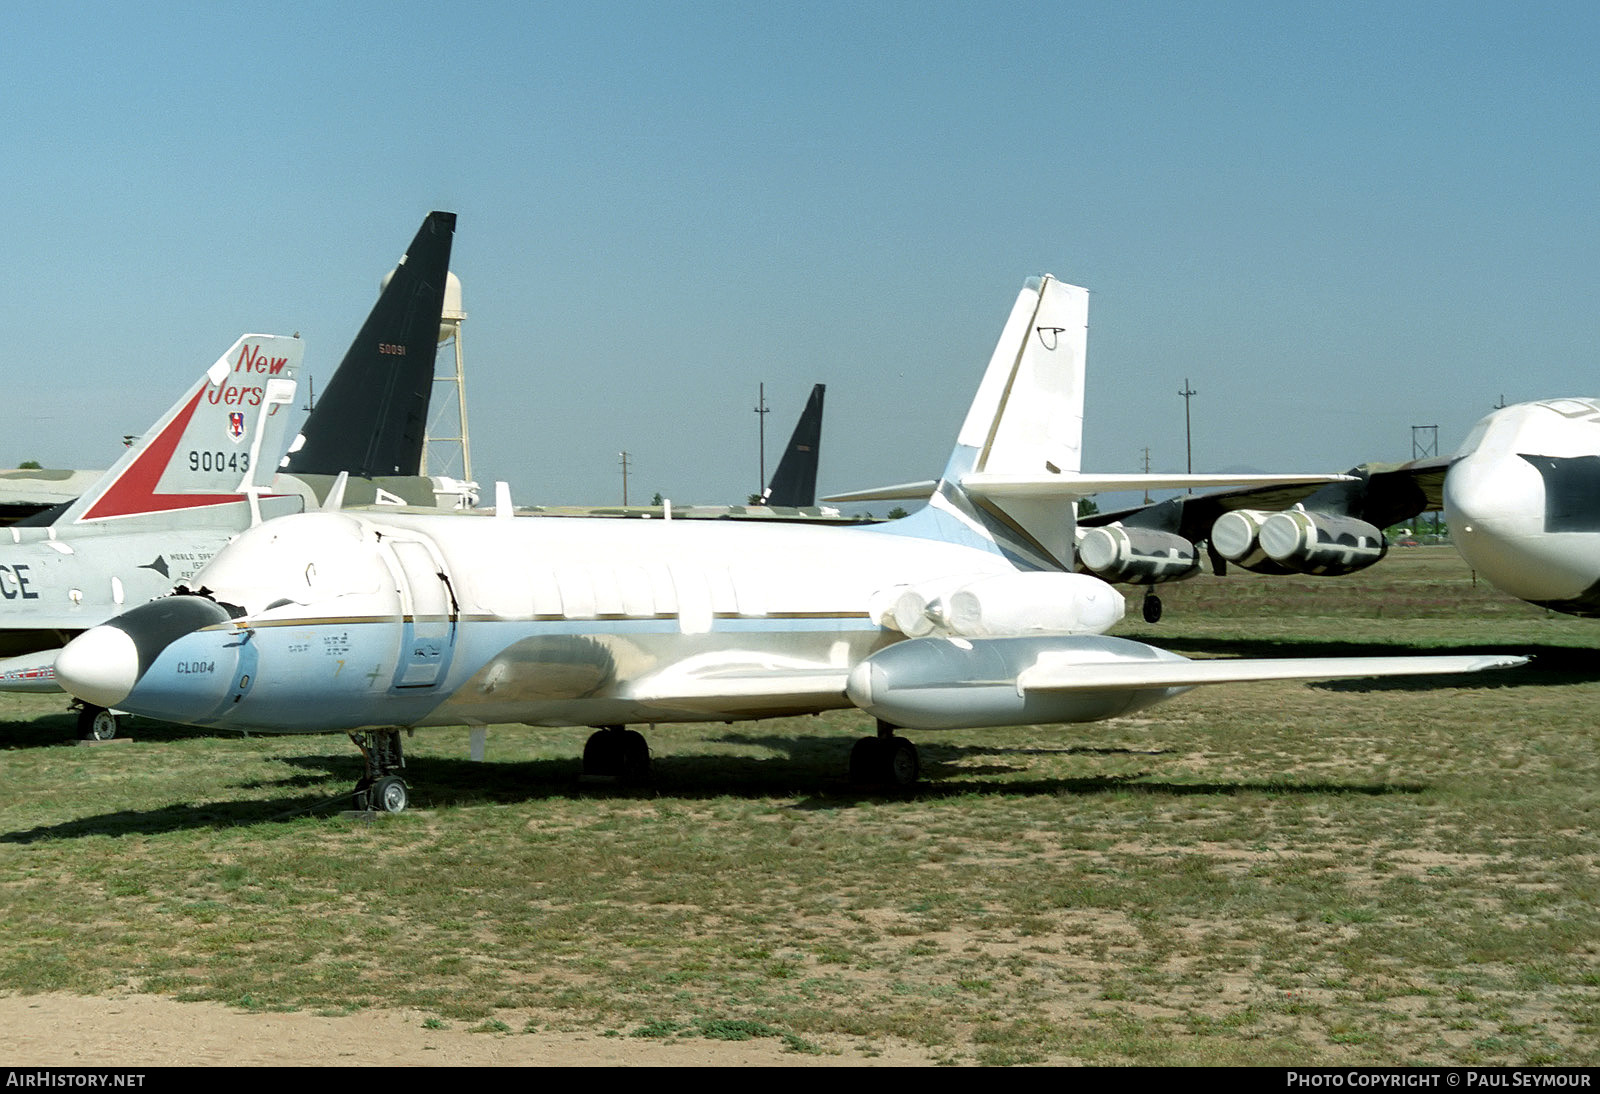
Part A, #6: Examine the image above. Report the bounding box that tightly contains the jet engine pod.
[1259,510,1387,576]
[1077,525,1200,585]
[1209,510,1295,575]
[888,571,1126,638]
[943,571,1126,636]
[847,634,1187,730]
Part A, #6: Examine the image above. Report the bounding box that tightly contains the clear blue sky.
[4,2,1596,507]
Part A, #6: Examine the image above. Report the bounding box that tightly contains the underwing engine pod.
[889,571,1125,638]
[848,634,1190,730]
[1077,525,1200,585]
[1258,510,1387,576]
[1210,509,1294,574]
[1211,508,1386,576]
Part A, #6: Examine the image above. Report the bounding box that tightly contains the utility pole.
[1178,378,1197,475]
[619,451,630,506]
[754,383,770,495]
[1141,446,1152,504]
[1411,426,1439,535]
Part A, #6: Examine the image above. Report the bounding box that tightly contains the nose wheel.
[76,705,121,742]
[350,729,410,813]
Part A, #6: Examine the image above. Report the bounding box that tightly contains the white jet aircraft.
[53,276,1523,811]
[1444,397,1600,615]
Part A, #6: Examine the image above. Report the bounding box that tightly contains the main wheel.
[77,706,119,741]
[885,737,920,788]
[1142,594,1163,624]
[370,775,409,814]
[618,730,651,783]
[849,737,885,785]
[582,730,622,776]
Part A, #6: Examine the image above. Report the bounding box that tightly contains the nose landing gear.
[351,728,410,813]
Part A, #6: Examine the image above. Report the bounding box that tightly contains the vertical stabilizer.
[761,383,826,507]
[951,275,1089,485]
[59,334,303,527]
[282,211,456,478]
[892,276,1089,570]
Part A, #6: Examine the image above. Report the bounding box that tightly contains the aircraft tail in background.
[761,383,825,507]
[52,334,302,529]
[281,210,456,479]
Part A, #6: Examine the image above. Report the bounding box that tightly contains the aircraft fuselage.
[82,509,1071,733]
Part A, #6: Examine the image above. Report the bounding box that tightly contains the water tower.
[422,271,471,482]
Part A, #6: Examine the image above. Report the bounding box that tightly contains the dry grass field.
[1,546,1595,1065]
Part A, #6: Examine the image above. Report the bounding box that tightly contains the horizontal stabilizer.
[823,480,938,504]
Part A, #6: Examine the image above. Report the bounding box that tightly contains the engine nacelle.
[1077,525,1200,585]
[848,634,1188,730]
[1259,510,1387,576]
[889,571,1125,638]
[1210,509,1296,575]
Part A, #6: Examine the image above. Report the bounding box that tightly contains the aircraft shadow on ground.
[0,715,260,752]
[1,734,1431,841]
[1148,635,1599,690]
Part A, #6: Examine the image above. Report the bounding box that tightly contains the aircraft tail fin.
[881,276,1088,569]
[282,210,456,479]
[58,334,302,527]
[761,383,825,507]
[886,276,1350,570]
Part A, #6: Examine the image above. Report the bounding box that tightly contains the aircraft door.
[387,538,458,689]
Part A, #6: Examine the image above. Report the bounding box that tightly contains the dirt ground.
[0,993,940,1067]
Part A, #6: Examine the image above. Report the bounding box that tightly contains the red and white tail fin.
[60,334,302,527]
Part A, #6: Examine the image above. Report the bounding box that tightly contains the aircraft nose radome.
[56,626,140,709]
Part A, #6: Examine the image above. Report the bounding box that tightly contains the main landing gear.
[76,704,121,742]
[581,725,652,783]
[350,728,409,813]
[1142,592,1163,624]
[849,720,920,789]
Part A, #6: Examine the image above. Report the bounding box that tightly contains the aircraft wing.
[1016,651,1526,692]
[625,654,850,713]
[847,634,1528,731]
[1085,458,1451,541]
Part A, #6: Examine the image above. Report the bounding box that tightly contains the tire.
[619,730,651,783]
[885,737,920,788]
[77,707,119,742]
[849,737,884,786]
[583,730,621,777]
[371,775,409,814]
